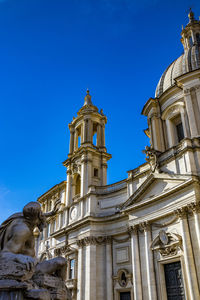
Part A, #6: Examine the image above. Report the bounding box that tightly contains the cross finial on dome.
[188,8,195,23]
[84,89,92,106]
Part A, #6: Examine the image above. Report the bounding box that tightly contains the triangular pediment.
[121,173,190,209]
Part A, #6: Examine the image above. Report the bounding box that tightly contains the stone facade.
[37,11,200,300]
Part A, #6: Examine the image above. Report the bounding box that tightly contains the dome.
[155,44,200,98]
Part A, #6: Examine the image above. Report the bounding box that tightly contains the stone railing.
[95,179,127,195]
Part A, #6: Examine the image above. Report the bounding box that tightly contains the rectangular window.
[94,168,98,177]
[69,259,75,279]
[176,122,184,142]
[120,292,131,300]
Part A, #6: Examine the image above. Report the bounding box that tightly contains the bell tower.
[63,90,111,207]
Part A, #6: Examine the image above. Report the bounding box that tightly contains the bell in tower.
[63,90,111,208]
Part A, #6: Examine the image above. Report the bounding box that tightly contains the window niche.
[162,103,186,148]
[69,259,75,279]
[75,174,81,196]
[94,168,98,177]
[172,115,184,143]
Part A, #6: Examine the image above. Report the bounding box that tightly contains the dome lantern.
[84,89,93,106]
[155,11,200,98]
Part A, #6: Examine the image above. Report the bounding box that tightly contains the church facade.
[37,11,200,300]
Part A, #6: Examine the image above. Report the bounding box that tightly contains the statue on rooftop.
[0,201,71,300]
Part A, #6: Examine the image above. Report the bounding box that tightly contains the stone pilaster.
[106,238,113,300]
[187,202,200,253]
[77,247,83,300]
[85,239,96,300]
[174,207,200,300]
[194,85,200,113]
[139,222,157,300]
[129,225,143,300]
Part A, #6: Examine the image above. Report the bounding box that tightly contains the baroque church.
[37,11,200,300]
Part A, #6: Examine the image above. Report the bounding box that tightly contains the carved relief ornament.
[113,269,132,288]
[151,230,182,258]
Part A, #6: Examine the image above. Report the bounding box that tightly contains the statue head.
[23,202,46,231]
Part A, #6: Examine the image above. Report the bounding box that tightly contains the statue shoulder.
[10,219,32,238]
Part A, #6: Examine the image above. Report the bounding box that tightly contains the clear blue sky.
[0,0,199,222]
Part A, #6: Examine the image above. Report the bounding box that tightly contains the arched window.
[75,175,81,195]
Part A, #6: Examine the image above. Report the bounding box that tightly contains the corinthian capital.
[187,202,200,214]
[139,221,150,232]
[183,88,191,96]
[128,225,139,235]
[174,207,188,219]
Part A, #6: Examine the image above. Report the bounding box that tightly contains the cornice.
[64,214,128,234]
[38,181,66,203]
[63,146,112,167]
[141,97,159,116]
[122,177,195,213]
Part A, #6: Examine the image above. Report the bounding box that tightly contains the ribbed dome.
[155,44,200,98]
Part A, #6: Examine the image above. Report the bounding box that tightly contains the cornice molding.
[77,236,112,247]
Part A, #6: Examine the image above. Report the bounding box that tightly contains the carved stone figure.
[142,145,161,173]
[0,202,71,300]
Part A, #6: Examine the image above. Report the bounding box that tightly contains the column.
[66,170,72,207]
[77,246,83,300]
[69,129,75,154]
[129,226,143,300]
[83,119,88,143]
[106,238,113,300]
[101,123,105,148]
[85,239,96,300]
[175,208,200,300]
[97,124,101,147]
[148,118,154,148]
[101,162,107,185]
[166,118,175,147]
[184,89,198,137]
[140,222,157,300]
[87,119,93,143]
[74,129,78,150]
[81,154,88,197]
[151,114,158,150]
[180,108,189,138]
